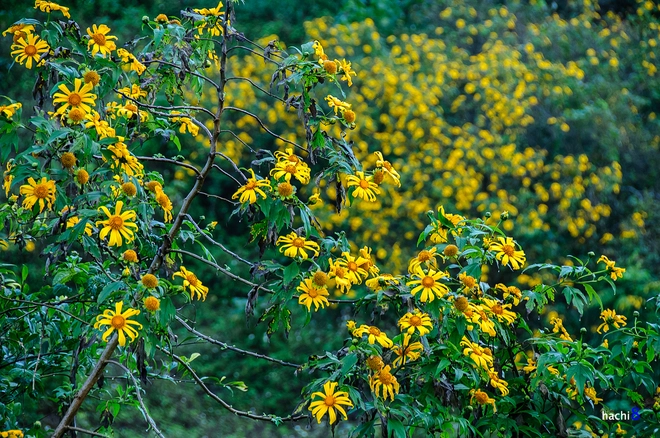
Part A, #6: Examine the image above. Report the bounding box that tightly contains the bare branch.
[106,360,165,438]
[168,248,260,289]
[142,59,221,90]
[197,191,237,204]
[226,76,287,102]
[176,316,300,368]
[224,106,305,152]
[219,129,256,155]
[182,214,253,266]
[65,426,110,437]
[136,155,202,178]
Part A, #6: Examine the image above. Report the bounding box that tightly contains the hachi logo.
[601,406,641,421]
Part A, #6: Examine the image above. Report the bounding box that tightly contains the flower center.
[379,371,394,384]
[68,108,85,122]
[186,273,199,286]
[68,93,82,106]
[334,266,346,278]
[418,250,432,262]
[33,184,49,198]
[409,315,422,326]
[324,395,335,407]
[462,276,477,288]
[368,327,381,336]
[292,237,305,248]
[492,304,504,315]
[111,315,126,329]
[502,244,515,256]
[474,391,488,404]
[125,103,138,113]
[313,271,328,286]
[109,215,124,230]
[373,170,384,185]
[347,261,358,272]
[84,71,100,85]
[383,161,393,171]
[277,182,293,197]
[421,276,435,288]
[359,179,370,189]
[245,180,257,190]
[92,33,107,45]
[454,296,469,311]
[288,155,299,164]
[24,44,37,56]
[307,288,319,298]
[285,164,297,174]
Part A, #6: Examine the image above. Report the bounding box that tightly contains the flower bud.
[142,15,150,23]
[588,251,595,257]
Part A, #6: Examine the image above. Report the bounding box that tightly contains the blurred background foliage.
[1,0,659,436]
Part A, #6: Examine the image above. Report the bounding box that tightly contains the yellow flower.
[155,187,173,222]
[60,152,76,169]
[353,325,393,348]
[460,337,494,370]
[358,246,380,276]
[107,142,144,177]
[86,24,117,57]
[0,102,22,119]
[335,58,356,86]
[34,1,71,18]
[94,302,142,347]
[365,273,398,292]
[11,33,50,69]
[489,236,527,270]
[392,333,424,367]
[116,48,146,75]
[370,365,400,401]
[597,255,626,281]
[83,70,101,86]
[276,231,319,259]
[173,266,209,301]
[329,258,353,294]
[407,267,449,303]
[141,274,159,289]
[123,249,138,263]
[193,1,226,36]
[308,381,353,424]
[443,244,459,257]
[522,358,537,374]
[374,151,401,187]
[398,309,433,336]
[117,84,147,100]
[481,298,517,325]
[470,389,496,412]
[3,23,35,41]
[66,215,93,236]
[597,309,627,334]
[338,251,369,284]
[144,296,160,312]
[52,78,97,117]
[366,355,384,371]
[232,169,270,204]
[76,169,89,185]
[85,112,114,139]
[494,283,522,306]
[96,201,138,247]
[488,370,509,396]
[346,171,380,202]
[312,40,328,61]
[270,159,311,184]
[550,317,572,341]
[325,95,351,115]
[584,386,602,405]
[20,177,56,212]
[459,271,479,293]
[297,278,329,311]
[408,247,438,273]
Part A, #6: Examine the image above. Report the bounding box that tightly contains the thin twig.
[64,426,110,437]
[182,214,252,266]
[224,106,304,151]
[105,360,165,438]
[136,155,202,177]
[168,248,259,289]
[158,346,306,422]
[0,296,90,326]
[226,76,286,102]
[176,316,300,368]
[197,191,237,204]
[142,59,221,89]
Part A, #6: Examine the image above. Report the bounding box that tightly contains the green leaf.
[340,353,358,376]
[98,281,125,304]
[282,262,299,285]
[388,418,407,438]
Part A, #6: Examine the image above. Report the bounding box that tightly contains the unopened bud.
[588,251,595,257]
[485,212,492,218]
[142,16,150,24]
[633,311,639,318]
[580,327,587,334]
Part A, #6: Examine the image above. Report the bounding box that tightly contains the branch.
[224,106,305,151]
[226,76,287,102]
[168,248,260,289]
[136,155,202,178]
[0,295,90,326]
[176,316,300,368]
[105,360,165,438]
[52,335,119,438]
[159,346,306,423]
[182,214,253,266]
[141,59,221,90]
[64,426,110,437]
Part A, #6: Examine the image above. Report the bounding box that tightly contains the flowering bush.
[0,1,659,437]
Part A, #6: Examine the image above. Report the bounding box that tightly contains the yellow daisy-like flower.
[34,0,70,18]
[460,337,494,370]
[3,23,35,41]
[584,386,602,405]
[52,78,97,117]
[597,255,626,281]
[141,274,159,289]
[522,358,537,374]
[155,187,173,223]
[596,309,627,334]
[117,84,147,100]
[193,1,226,37]
[459,271,479,293]
[369,365,400,401]
[86,24,117,57]
[83,70,101,86]
[476,310,497,337]
[3,162,15,196]
[374,151,400,187]
[11,34,50,69]
[312,40,328,61]
[20,177,56,212]
[66,215,93,236]
[116,48,146,75]
[365,273,399,292]
[392,333,424,367]
[408,247,438,273]
[325,95,351,115]
[398,309,433,336]
[346,171,380,202]
[297,278,330,311]
[96,201,138,247]
[85,112,114,139]
[470,389,497,412]
[276,231,319,259]
[353,325,393,348]
[480,298,517,325]
[338,251,369,284]
[494,283,523,306]
[335,58,356,87]
[308,381,353,425]
[123,249,138,263]
[270,159,311,185]
[107,142,144,177]
[550,317,572,341]
[173,266,209,301]
[488,370,509,396]
[0,102,22,119]
[366,355,384,371]
[144,296,160,312]
[358,246,380,276]
[329,258,353,294]
[94,301,142,347]
[407,267,449,303]
[232,169,270,204]
[489,236,526,270]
